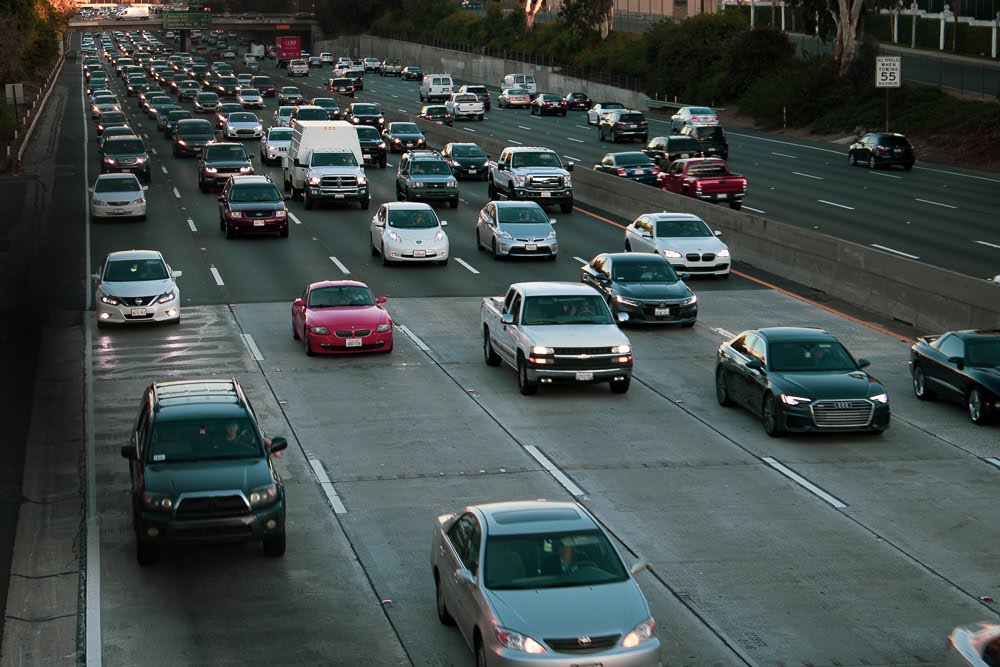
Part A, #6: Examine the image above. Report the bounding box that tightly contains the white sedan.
[670,106,719,131]
[624,212,731,277]
[92,249,182,327]
[236,87,263,108]
[370,202,449,266]
[223,111,263,139]
[90,173,147,221]
[587,101,626,125]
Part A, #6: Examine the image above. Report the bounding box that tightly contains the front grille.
[552,347,614,355]
[527,176,562,189]
[320,176,358,187]
[333,329,372,337]
[244,209,274,218]
[216,167,242,174]
[175,494,250,519]
[810,400,874,428]
[125,295,156,306]
[545,633,620,653]
[236,129,255,135]
[106,200,131,207]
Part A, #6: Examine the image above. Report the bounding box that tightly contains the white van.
[501,73,536,95]
[419,74,454,103]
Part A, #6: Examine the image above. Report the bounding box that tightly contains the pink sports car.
[292,280,393,355]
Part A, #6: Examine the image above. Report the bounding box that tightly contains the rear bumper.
[694,191,744,203]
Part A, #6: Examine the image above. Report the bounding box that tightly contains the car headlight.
[377,141,386,149]
[157,290,176,304]
[141,491,173,512]
[204,166,217,173]
[621,617,656,648]
[780,394,811,406]
[498,229,513,240]
[513,176,526,187]
[357,175,368,186]
[434,230,446,241]
[375,323,392,333]
[682,293,698,305]
[614,295,640,307]
[392,137,401,144]
[494,627,546,654]
[254,125,262,131]
[104,157,115,164]
[445,181,457,188]
[717,248,731,258]
[128,197,144,205]
[412,181,425,188]
[249,483,279,508]
[563,175,572,186]
[99,292,121,306]
[229,211,243,218]
[530,346,554,355]
[275,209,286,218]
[134,156,146,163]
[177,139,187,146]
[239,165,252,173]
[308,176,321,185]
[377,117,384,123]
[309,326,329,335]
[662,249,682,259]
[869,393,889,404]
[546,230,557,240]
[611,344,632,354]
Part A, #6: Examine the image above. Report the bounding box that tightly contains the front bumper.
[485,636,660,667]
[452,163,489,179]
[91,201,146,219]
[512,187,573,205]
[174,141,211,156]
[306,185,369,202]
[495,238,558,258]
[240,100,265,109]
[136,498,284,546]
[405,187,459,203]
[101,162,150,179]
[225,127,264,139]
[308,329,393,353]
[383,239,448,262]
[778,401,891,433]
[97,298,179,324]
[389,140,426,152]
[265,146,289,162]
[526,357,633,384]
[613,299,697,324]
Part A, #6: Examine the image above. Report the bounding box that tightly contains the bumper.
[383,241,448,262]
[309,330,393,353]
[666,258,730,276]
[136,499,284,546]
[240,100,265,109]
[778,403,892,433]
[613,301,697,324]
[362,150,387,165]
[194,105,219,113]
[97,300,179,324]
[453,164,489,179]
[174,143,209,156]
[526,360,633,384]
[225,129,264,139]
[203,170,251,186]
[405,188,459,203]
[389,141,427,152]
[495,240,558,258]
[512,188,573,205]
[91,202,146,219]
[229,216,288,234]
[265,148,289,162]
[306,186,369,202]
[259,88,275,97]
[874,155,914,167]
[484,637,660,667]
[695,192,745,204]
[625,174,658,186]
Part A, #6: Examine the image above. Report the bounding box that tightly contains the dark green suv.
[120,379,288,565]
[395,150,459,208]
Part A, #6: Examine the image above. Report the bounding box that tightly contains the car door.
[636,216,658,253]
[929,334,967,401]
[744,334,771,413]
[493,291,521,363]
[662,161,685,193]
[477,202,495,249]
[370,205,387,249]
[129,399,151,515]
[438,513,476,643]
[292,285,309,337]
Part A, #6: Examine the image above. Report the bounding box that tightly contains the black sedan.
[418,104,453,127]
[381,122,426,153]
[593,152,660,185]
[401,66,422,81]
[442,142,489,180]
[529,93,568,116]
[581,252,696,326]
[909,329,1000,424]
[565,92,592,110]
[716,327,891,437]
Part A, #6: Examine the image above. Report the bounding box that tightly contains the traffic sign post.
[876,56,901,132]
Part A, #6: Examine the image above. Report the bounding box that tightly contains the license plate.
[413,249,426,257]
[113,209,125,215]
[680,153,689,158]
[468,168,476,173]
[575,371,594,381]
[540,192,552,197]
[655,308,672,316]
[334,194,345,199]
[635,170,646,175]
[253,220,265,227]
[130,308,147,317]
[525,244,537,251]
[346,338,362,347]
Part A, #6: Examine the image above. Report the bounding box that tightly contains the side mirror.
[88,187,95,193]
[248,153,254,160]
[293,298,304,307]
[375,296,388,304]
[91,273,101,282]
[714,230,722,237]
[217,196,225,202]
[269,436,288,453]
[454,568,477,587]
[630,558,648,575]
[171,270,183,278]
[440,221,448,227]
[746,358,765,371]
[549,218,557,225]
[486,153,491,159]
[566,162,575,172]
[497,163,507,171]
[947,356,965,369]
[857,358,872,369]
[616,312,629,323]
[500,313,514,325]
[120,443,138,460]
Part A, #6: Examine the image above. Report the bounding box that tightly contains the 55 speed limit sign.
[876,56,901,88]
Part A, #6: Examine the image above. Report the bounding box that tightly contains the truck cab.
[282,121,369,210]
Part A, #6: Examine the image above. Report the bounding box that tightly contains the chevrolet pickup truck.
[444,92,485,121]
[655,157,747,211]
[488,146,575,214]
[481,282,633,395]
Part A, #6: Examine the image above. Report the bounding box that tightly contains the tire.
[396,187,405,202]
[293,320,300,339]
[762,394,784,437]
[280,227,289,238]
[478,114,484,121]
[716,369,734,406]
[293,187,303,201]
[904,162,913,172]
[435,575,455,625]
[303,329,314,356]
[625,239,632,252]
[912,366,934,400]
[438,257,448,266]
[361,198,370,210]
[968,387,990,425]
[262,531,286,557]
[849,152,858,167]
[379,158,387,169]
[729,201,742,211]
[491,239,500,260]
[560,201,573,214]
[225,220,235,239]
[380,243,391,266]
[598,128,605,142]
[484,331,501,366]
[304,190,313,210]
[136,539,159,566]
[198,177,207,193]
[475,637,487,667]
[517,356,538,395]
[487,181,497,200]
[610,377,630,394]
[868,155,877,170]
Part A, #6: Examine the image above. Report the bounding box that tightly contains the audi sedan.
[292,281,393,356]
[909,329,1000,424]
[431,500,660,667]
[475,200,557,260]
[581,252,697,326]
[92,250,182,327]
[594,152,659,185]
[715,327,891,437]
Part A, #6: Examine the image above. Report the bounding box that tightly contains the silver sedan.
[431,500,660,666]
[475,200,558,259]
[669,106,719,131]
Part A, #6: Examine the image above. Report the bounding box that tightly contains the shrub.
[0,104,15,141]
[721,28,796,99]
[739,53,840,127]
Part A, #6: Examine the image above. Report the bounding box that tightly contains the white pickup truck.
[481,282,633,395]
[444,92,485,121]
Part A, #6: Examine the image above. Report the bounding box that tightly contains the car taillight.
[739,178,747,190]
[641,121,648,125]
[651,167,660,174]
[616,168,627,176]
[615,121,624,126]
[876,146,888,153]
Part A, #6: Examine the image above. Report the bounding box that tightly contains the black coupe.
[909,329,1000,425]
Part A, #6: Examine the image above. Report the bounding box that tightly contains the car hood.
[390,227,446,242]
[389,133,424,142]
[228,201,284,213]
[144,457,273,496]
[485,580,649,638]
[306,305,388,328]
[204,159,250,168]
[100,278,174,298]
[267,139,292,148]
[773,371,883,399]
[496,222,554,239]
[93,189,144,202]
[616,281,690,300]
[512,166,569,177]
[451,156,488,167]
[654,236,727,253]
[227,121,261,129]
[520,324,629,347]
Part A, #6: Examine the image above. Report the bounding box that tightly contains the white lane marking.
[793,171,823,180]
[974,240,1000,250]
[307,455,348,514]
[288,211,302,225]
[772,152,797,158]
[575,124,590,130]
[871,171,902,179]
[524,445,584,497]
[329,256,350,274]
[871,244,920,259]
[464,127,476,132]
[142,132,149,138]
[743,205,766,214]
[150,147,157,155]
[567,137,585,143]
[160,165,168,174]
[915,198,957,209]
[396,323,431,352]
[241,333,264,361]
[517,125,532,130]
[817,200,854,210]
[713,327,736,339]
[397,108,408,113]
[209,266,225,285]
[386,162,394,167]
[762,457,847,509]
[508,139,523,145]
[563,155,582,162]
[172,187,181,198]
[573,256,588,264]
[985,457,1000,469]
[454,257,480,274]
[187,218,197,232]
[390,94,398,98]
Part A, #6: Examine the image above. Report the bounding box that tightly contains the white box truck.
[282,120,369,210]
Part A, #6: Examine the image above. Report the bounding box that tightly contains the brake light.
[651,167,660,174]
[641,121,648,125]
[615,121,624,126]
[616,168,627,176]
[739,178,747,191]
[876,146,888,153]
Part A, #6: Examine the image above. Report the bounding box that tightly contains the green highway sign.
[162,11,212,30]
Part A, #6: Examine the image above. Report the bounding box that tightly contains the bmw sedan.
[291,281,393,355]
[581,252,697,326]
[624,213,730,277]
[909,329,1000,424]
[475,200,557,260]
[92,249,182,327]
[431,500,660,667]
[716,327,891,436]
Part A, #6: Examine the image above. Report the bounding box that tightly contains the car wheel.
[136,539,159,566]
[475,637,487,667]
[716,369,734,406]
[262,531,286,557]
[849,152,858,167]
[609,377,630,394]
[435,574,455,624]
[517,355,538,395]
[491,238,503,260]
[762,394,784,437]
[483,330,501,366]
[449,198,458,209]
[304,190,313,210]
[225,220,235,239]
[361,198,370,210]
[730,201,742,211]
[292,320,300,339]
[624,239,632,252]
[303,328,314,356]
[380,243,391,266]
[396,187,405,202]
[598,128,605,142]
[912,366,934,400]
[904,162,913,171]
[487,180,497,200]
[280,226,289,238]
[379,158,387,169]
[868,155,877,170]
[968,387,990,425]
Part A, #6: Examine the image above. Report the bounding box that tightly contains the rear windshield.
[101,112,126,124]
[95,176,141,193]
[352,104,379,114]
[168,111,192,120]
[355,126,380,140]
[619,113,645,122]
[252,76,273,85]
[686,161,729,176]
[880,135,911,148]
[614,153,652,166]
[668,138,701,151]
[230,184,281,202]
[332,78,352,86]
[695,127,725,140]
[177,120,214,137]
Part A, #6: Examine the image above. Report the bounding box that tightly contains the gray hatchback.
[431,500,661,666]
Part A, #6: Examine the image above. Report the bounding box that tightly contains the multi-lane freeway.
[12,29,999,666]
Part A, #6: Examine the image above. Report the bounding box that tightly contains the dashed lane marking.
[173,187,181,198]
[871,244,919,259]
[329,256,350,274]
[762,457,847,509]
[307,455,348,514]
[241,333,264,361]
[187,218,196,232]
[288,212,302,224]
[525,445,584,497]
[915,198,957,209]
[793,171,823,180]
[209,266,224,286]
[817,200,854,210]
[454,258,480,274]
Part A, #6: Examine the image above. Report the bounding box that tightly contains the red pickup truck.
[656,157,747,211]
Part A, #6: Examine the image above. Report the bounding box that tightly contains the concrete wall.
[317,35,1000,332]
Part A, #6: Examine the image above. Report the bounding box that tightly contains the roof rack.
[150,378,244,413]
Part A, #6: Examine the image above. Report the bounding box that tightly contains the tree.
[524,0,545,31]
[559,0,615,37]
[828,0,865,74]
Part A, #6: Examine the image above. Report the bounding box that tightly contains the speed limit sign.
[876,56,901,88]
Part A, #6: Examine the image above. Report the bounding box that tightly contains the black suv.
[642,135,704,167]
[218,175,289,238]
[678,124,729,160]
[172,118,216,157]
[598,109,649,143]
[848,132,915,171]
[395,150,459,208]
[120,379,288,565]
[199,142,253,191]
[355,125,388,169]
[215,75,240,98]
[327,77,355,97]
[101,134,151,182]
[344,102,384,127]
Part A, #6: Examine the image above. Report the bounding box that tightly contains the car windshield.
[178,122,214,137]
[498,205,548,224]
[308,286,375,307]
[656,218,712,238]
[410,161,450,175]
[240,88,260,97]
[484,530,628,590]
[312,99,337,108]
[282,87,301,95]
[686,161,729,176]
[206,145,247,160]
[277,107,292,118]
[94,176,140,193]
[966,339,1000,367]
[104,139,145,155]
[230,184,281,202]
[768,341,858,372]
[613,260,679,283]
[451,145,485,158]
[196,93,217,102]
[510,152,561,168]
[353,104,378,114]
[521,295,613,325]
[101,112,126,124]
[613,153,652,166]
[312,152,357,167]
[387,209,439,229]
[392,123,420,134]
[220,104,242,113]
[229,113,257,123]
[269,129,293,141]
[104,258,167,282]
[147,417,263,462]
[355,126,379,140]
